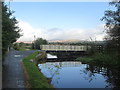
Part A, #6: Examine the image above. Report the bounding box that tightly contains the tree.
[32,38,48,49]
[13,43,19,50]
[2,2,21,56]
[101,0,120,54]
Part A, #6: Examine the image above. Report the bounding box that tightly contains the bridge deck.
[40,45,90,51]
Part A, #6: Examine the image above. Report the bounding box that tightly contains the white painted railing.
[40,45,89,51]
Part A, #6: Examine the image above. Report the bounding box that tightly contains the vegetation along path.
[2,48,36,88]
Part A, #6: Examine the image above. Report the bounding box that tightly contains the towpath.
[2,48,36,89]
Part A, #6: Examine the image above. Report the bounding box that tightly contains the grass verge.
[22,51,54,88]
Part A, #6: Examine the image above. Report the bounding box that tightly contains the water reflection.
[84,65,120,88]
[38,61,120,88]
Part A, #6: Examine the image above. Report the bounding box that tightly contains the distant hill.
[48,39,105,45]
[48,39,82,43]
[16,41,33,44]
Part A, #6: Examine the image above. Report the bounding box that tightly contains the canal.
[38,53,120,88]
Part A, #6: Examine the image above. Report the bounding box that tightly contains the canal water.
[38,54,120,88]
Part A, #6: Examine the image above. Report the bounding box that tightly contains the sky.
[7,2,114,42]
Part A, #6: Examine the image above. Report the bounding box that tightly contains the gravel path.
[2,49,36,89]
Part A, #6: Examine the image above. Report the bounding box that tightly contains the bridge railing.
[40,45,90,51]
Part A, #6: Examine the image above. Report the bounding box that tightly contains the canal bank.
[22,51,54,88]
[76,52,120,69]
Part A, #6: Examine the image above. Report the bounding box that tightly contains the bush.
[76,52,120,69]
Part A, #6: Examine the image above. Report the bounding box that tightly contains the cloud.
[17,20,106,42]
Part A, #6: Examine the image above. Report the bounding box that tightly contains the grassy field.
[18,46,33,51]
[22,51,54,88]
